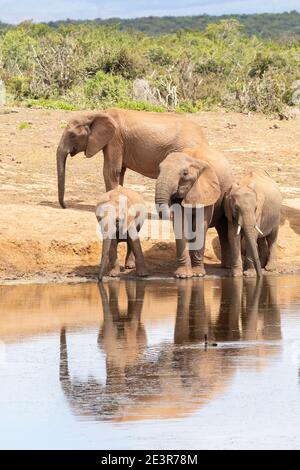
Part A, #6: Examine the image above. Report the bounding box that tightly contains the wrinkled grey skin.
[225,170,283,277]
[155,147,233,278]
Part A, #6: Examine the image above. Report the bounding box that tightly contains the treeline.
[0,21,9,30]
[1,11,300,38]
[46,11,300,38]
[0,20,299,116]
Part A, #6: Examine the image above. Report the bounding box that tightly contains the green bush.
[0,19,299,116]
[147,46,174,66]
[85,71,130,107]
[6,76,31,99]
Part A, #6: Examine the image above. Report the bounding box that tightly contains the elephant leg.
[174,207,193,279]
[189,208,208,277]
[190,249,206,277]
[265,227,279,272]
[125,245,136,269]
[108,239,121,277]
[215,217,231,269]
[127,236,148,277]
[189,227,207,277]
[125,218,144,270]
[227,221,243,277]
[175,237,193,278]
[119,167,126,186]
[103,148,123,190]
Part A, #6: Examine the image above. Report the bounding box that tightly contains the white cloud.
[0,0,299,24]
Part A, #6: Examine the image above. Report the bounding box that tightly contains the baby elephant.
[96,186,147,281]
[225,170,282,277]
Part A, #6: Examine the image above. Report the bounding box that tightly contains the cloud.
[0,0,299,24]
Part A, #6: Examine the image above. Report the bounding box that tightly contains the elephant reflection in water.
[60,281,147,419]
[97,282,147,373]
[174,276,281,344]
[60,277,281,421]
[214,277,281,342]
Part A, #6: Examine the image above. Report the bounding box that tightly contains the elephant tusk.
[255,225,263,236]
[237,224,241,235]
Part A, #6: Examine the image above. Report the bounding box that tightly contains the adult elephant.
[56,108,208,209]
[155,147,233,278]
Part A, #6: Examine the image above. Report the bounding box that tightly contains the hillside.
[46,11,300,38]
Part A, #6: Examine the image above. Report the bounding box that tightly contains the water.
[0,276,300,450]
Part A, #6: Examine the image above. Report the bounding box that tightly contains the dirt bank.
[0,106,299,282]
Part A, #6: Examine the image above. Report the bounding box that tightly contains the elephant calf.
[96,186,147,280]
[225,169,282,277]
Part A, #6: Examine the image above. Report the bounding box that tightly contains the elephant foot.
[265,262,277,272]
[243,268,257,278]
[232,267,243,277]
[174,266,193,279]
[125,260,136,270]
[192,265,206,277]
[108,267,121,278]
[221,258,232,269]
[136,267,148,278]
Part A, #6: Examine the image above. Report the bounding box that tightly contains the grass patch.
[24,99,80,111]
[18,121,31,130]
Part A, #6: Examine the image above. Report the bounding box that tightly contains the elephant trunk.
[98,238,112,281]
[242,217,263,277]
[155,175,177,219]
[56,145,68,209]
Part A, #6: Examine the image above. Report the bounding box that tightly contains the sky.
[0,0,299,24]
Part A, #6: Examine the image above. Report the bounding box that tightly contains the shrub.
[148,46,174,66]
[29,35,85,98]
[236,71,288,114]
[85,71,130,107]
[0,19,299,116]
[6,76,31,99]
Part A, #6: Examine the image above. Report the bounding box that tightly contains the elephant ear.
[255,189,265,223]
[85,113,117,158]
[224,183,239,222]
[183,161,221,207]
[247,182,265,222]
[224,193,232,222]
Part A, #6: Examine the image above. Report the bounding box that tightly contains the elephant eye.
[181,169,190,179]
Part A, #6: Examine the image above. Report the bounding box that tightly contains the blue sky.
[0,0,299,24]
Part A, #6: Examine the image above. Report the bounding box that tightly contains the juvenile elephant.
[96,186,147,280]
[155,147,233,278]
[225,169,282,277]
[56,108,207,209]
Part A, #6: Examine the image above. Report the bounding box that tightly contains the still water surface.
[0,276,300,449]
